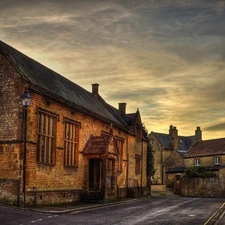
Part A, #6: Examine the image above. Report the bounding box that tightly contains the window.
[135,154,141,174]
[37,111,57,164]
[116,138,124,171]
[195,158,200,166]
[64,120,80,167]
[214,156,220,165]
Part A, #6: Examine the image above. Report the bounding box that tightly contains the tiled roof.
[185,138,225,158]
[153,132,196,153]
[166,165,225,173]
[82,135,110,155]
[0,40,128,131]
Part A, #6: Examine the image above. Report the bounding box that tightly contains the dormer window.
[214,156,220,165]
[195,158,200,166]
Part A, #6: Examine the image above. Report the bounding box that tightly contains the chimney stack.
[169,125,173,136]
[169,125,178,151]
[195,126,202,140]
[92,83,99,95]
[118,102,127,114]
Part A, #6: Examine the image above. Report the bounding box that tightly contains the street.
[0,197,224,225]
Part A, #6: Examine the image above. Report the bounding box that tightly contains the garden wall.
[180,177,225,197]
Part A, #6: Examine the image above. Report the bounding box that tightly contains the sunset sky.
[1,0,225,140]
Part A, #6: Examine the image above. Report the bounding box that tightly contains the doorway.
[89,159,102,191]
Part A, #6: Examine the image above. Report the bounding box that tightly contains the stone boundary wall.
[0,178,20,206]
[26,189,82,206]
[180,177,225,197]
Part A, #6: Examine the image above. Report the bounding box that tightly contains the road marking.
[31,219,42,223]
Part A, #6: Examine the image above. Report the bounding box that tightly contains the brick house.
[0,40,148,206]
[149,125,200,185]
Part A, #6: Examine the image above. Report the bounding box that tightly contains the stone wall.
[184,155,225,168]
[180,177,225,197]
[0,178,20,206]
[149,133,166,184]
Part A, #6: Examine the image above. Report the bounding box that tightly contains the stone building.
[149,125,200,185]
[0,40,148,206]
[184,137,225,178]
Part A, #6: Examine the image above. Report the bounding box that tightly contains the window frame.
[64,118,80,167]
[37,109,58,165]
[214,156,220,165]
[195,158,200,166]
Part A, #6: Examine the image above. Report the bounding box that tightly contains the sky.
[1,0,225,140]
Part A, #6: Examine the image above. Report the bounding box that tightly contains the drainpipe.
[33,187,38,206]
[17,178,21,207]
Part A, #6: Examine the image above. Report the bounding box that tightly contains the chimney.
[118,102,126,114]
[169,125,178,151]
[92,83,99,95]
[169,125,173,136]
[195,126,202,140]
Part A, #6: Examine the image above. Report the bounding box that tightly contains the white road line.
[31,219,42,223]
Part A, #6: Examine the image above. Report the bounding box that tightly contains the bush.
[184,166,216,178]
[168,179,174,188]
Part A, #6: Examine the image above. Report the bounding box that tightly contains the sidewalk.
[27,197,149,215]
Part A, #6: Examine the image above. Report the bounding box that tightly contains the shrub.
[184,166,216,178]
[168,179,174,188]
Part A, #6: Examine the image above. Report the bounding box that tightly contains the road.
[0,197,224,225]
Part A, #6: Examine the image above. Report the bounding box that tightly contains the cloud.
[1,0,225,140]
[205,123,225,132]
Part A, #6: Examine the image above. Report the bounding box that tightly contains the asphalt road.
[0,197,224,225]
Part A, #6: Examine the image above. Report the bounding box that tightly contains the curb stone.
[30,198,150,214]
[204,202,225,225]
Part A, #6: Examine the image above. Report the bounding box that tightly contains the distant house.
[0,40,148,206]
[149,125,201,184]
[184,138,225,178]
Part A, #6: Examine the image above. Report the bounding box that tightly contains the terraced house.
[0,40,148,206]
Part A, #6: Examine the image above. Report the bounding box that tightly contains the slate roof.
[153,132,196,154]
[0,40,129,131]
[184,138,225,158]
[122,113,137,127]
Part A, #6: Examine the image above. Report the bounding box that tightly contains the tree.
[146,141,155,177]
[142,124,155,177]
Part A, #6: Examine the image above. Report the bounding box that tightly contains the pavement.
[26,197,149,215]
